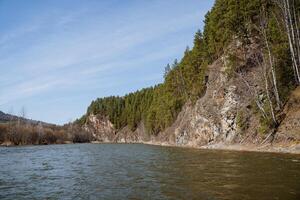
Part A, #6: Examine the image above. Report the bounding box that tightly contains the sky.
[0,0,214,125]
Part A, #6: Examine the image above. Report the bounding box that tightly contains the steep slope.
[276,87,300,141]
[0,110,51,126]
[83,114,115,142]
[160,42,300,151]
[0,111,19,122]
[82,40,300,152]
[80,0,300,153]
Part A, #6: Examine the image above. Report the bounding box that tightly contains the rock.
[83,114,115,141]
[1,141,13,147]
[276,87,300,141]
[81,44,300,151]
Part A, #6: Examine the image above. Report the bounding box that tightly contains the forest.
[79,0,300,136]
[1,0,299,145]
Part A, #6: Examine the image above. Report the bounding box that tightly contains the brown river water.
[0,143,299,200]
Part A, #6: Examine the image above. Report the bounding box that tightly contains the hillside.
[0,111,52,126]
[0,110,91,146]
[0,111,17,122]
[78,0,300,153]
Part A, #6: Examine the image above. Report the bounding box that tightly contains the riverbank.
[2,139,300,155]
[141,141,300,154]
[200,143,300,154]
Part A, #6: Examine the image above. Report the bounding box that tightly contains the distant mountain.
[0,110,53,126]
[0,111,18,122]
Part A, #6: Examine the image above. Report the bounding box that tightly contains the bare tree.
[37,122,44,144]
[291,0,300,66]
[262,26,282,109]
[275,0,300,84]
[234,71,268,119]
[7,107,14,142]
[256,6,282,109]
[254,54,277,124]
[18,106,26,126]
[21,106,26,118]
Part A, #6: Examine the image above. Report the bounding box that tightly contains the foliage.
[224,53,243,78]
[236,110,248,132]
[83,30,209,134]
[202,0,265,61]
[265,10,296,101]
[80,0,299,136]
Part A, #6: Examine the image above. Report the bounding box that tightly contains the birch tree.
[257,6,282,109]
[275,0,300,84]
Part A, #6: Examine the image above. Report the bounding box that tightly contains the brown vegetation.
[0,121,92,146]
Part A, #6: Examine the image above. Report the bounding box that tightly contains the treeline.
[79,29,208,134]
[0,121,92,146]
[79,0,300,135]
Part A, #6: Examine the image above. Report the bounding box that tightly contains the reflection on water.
[0,144,299,200]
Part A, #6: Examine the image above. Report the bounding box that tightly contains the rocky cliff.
[276,87,300,142]
[83,41,300,153]
[83,115,115,142]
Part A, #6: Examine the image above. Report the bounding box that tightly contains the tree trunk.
[254,54,277,124]
[263,59,277,124]
[262,23,282,109]
[235,72,268,119]
[283,0,300,84]
[291,0,300,68]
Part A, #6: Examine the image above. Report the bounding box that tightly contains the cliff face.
[83,114,115,142]
[83,41,300,151]
[276,88,300,141]
[158,41,264,147]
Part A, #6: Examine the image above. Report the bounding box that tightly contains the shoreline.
[94,140,300,155]
[2,140,300,155]
[139,141,300,155]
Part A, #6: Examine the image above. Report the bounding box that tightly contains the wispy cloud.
[0,23,40,46]
[0,0,214,123]
[0,77,65,105]
[1,10,198,99]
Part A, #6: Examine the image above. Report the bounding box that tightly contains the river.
[0,144,299,200]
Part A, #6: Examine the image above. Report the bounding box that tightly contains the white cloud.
[0,0,212,123]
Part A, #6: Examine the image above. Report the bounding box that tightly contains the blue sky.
[0,0,214,124]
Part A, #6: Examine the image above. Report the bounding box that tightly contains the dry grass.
[0,122,91,146]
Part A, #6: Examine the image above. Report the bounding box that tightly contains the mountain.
[0,110,52,126]
[0,110,91,146]
[0,111,18,122]
[77,0,300,153]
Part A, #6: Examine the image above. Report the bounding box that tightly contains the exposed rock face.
[84,114,115,142]
[276,87,300,141]
[82,42,299,150]
[84,114,150,143]
[167,59,243,147]
[84,55,258,146]
[165,41,262,147]
[114,122,150,143]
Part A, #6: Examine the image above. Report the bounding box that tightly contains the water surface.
[0,144,299,200]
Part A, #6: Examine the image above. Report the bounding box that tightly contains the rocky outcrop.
[276,87,300,142]
[162,41,264,147]
[84,114,150,143]
[83,114,115,142]
[114,122,150,143]
[83,41,300,152]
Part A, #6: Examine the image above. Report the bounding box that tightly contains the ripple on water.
[0,144,299,200]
